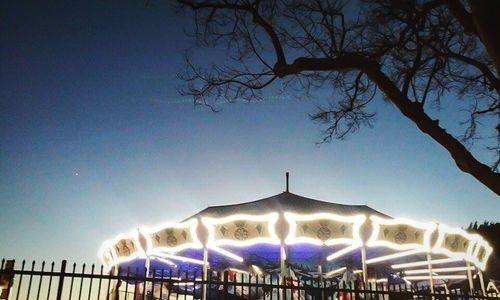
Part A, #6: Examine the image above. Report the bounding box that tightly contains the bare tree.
[176,0,500,196]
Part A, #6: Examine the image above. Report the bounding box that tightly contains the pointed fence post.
[222,271,228,300]
[55,260,67,300]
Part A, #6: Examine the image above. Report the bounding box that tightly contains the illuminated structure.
[99,187,493,294]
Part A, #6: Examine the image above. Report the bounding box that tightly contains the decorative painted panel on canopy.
[432,224,487,268]
[98,230,143,268]
[472,239,494,270]
[202,213,280,247]
[284,212,366,246]
[141,219,202,254]
[367,216,436,251]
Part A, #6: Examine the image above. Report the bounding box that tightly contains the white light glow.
[326,245,360,261]
[403,267,474,275]
[174,282,196,286]
[367,216,437,251]
[392,258,461,269]
[99,211,494,274]
[325,267,347,277]
[153,252,205,265]
[366,249,424,264]
[251,265,263,275]
[210,246,244,263]
[284,212,366,246]
[404,275,467,280]
[149,256,176,267]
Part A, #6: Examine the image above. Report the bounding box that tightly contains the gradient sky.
[1,0,499,265]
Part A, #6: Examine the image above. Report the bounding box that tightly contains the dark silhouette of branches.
[176,0,500,196]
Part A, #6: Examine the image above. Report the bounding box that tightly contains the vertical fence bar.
[105,267,112,300]
[267,274,271,300]
[167,269,172,299]
[36,261,45,300]
[26,261,36,299]
[141,266,147,300]
[159,269,164,300]
[124,267,130,300]
[151,268,156,299]
[15,260,25,300]
[68,263,76,300]
[182,271,187,299]
[194,270,199,299]
[87,264,95,300]
[55,260,67,300]
[207,270,212,300]
[161,269,166,299]
[97,265,103,300]
[78,264,85,300]
[134,267,140,300]
[175,269,179,300]
[249,272,252,300]
[46,262,55,300]
[222,271,228,300]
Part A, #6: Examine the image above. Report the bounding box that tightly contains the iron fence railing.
[1,259,499,300]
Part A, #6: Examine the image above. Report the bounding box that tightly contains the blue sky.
[0,0,498,265]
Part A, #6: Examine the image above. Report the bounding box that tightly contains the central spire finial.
[286,172,289,192]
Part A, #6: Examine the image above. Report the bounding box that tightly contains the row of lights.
[99,212,492,272]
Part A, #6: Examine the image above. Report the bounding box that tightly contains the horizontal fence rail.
[1,260,499,300]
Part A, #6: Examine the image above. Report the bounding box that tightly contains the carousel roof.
[188,191,390,219]
[99,188,494,282]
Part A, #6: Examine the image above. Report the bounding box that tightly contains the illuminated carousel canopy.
[99,191,494,288]
[187,192,389,219]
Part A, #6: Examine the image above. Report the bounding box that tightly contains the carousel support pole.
[202,247,208,300]
[426,253,435,296]
[466,261,474,294]
[361,245,368,287]
[318,265,325,300]
[478,270,486,296]
[279,243,287,299]
[145,255,151,276]
[144,255,151,298]
[280,243,286,280]
[444,283,450,300]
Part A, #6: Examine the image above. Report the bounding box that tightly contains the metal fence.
[1,259,499,300]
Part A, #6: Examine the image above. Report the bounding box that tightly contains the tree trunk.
[469,0,500,77]
[364,65,500,196]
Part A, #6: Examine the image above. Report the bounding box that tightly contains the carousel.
[98,176,494,298]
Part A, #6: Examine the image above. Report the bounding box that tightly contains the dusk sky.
[1,0,499,265]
